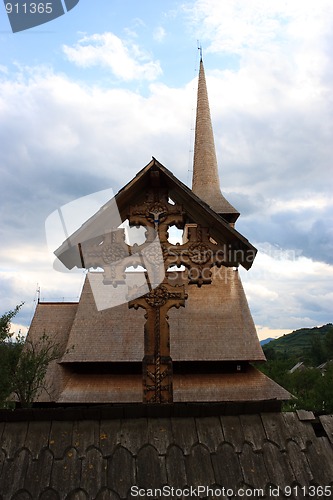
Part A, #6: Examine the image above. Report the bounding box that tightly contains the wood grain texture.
[320,414,333,445]
[107,446,135,498]
[0,412,332,499]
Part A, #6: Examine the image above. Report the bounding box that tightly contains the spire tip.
[197,42,203,62]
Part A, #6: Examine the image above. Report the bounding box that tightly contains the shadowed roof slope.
[26,302,78,402]
[169,267,265,362]
[59,269,265,364]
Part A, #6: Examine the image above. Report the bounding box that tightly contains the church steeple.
[192,57,239,223]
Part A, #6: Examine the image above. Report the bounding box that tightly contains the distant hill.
[260,337,275,346]
[262,323,333,360]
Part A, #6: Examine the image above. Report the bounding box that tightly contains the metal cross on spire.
[198,43,203,61]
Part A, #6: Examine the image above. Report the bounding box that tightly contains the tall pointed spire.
[192,57,239,223]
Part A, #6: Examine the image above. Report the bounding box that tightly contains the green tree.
[288,369,322,411]
[0,304,65,408]
[325,327,333,359]
[314,363,333,413]
[0,304,24,407]
[309,335,326,366]
[12,332,62,408]
[0,303,23,341]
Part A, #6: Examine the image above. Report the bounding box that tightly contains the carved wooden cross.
[129,282,187,403]
[80,180,234,403]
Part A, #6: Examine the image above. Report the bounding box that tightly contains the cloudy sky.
[0,0,332,340]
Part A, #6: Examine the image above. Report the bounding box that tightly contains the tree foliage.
[0,304,24,407]
[12,332,62,408]
[260,326,333,414]
[0,304,64,408]
[0,303,23,341]
[325,327,333,359]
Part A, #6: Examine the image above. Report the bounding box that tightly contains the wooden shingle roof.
[59,268,265,366]
[0,410,333,499]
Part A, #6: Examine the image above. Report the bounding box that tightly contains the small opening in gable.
[120,219,146,246]
[167,264,185,272]
[168,225,183,244]
[125,265,147,273]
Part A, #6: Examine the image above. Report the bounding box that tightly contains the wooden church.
[26,58,290,410]
[1,59,332,499]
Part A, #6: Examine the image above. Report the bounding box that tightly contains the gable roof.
[55,158,256,271]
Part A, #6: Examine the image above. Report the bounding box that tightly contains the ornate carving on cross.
[79,185,231,403]
[129,282,187,403]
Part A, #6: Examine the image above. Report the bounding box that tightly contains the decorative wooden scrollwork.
[80,183,232,403]
[129,282,187,403]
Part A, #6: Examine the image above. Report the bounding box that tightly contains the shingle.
[320,414,333,445]
[0,449,4,477]
[24,448,53,498]
[99,420,122,458]
[65,491,88,500]
[1,422,28,459]
[282,412,316,450]
[171,417,198,455]
[107,446,135,498]
[220,415,244,453]
[50,448,81,493]
[261,412,291,450]
[240,414,266,451]
[25,421,52,459]
[212,443,242,490]
[94,489,120,500]
[166,445,187,490]
[49,421,74,460]
[0,422,4,443]
[147,418,173,455]
[72,420,100,458]
[11,491,32,500]
[239,443,268,491]
[117,419,148,456]
[1,448,32,497]
[39,488,61,500]
[195,416,223,453]
[186,444,215,492]
[262,442,295,489]
[306,437,333,485]
[286,441,311,487]
[81,447,106,499]
[136,445,165,490]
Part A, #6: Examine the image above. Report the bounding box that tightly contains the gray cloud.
[1,7,332,337]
